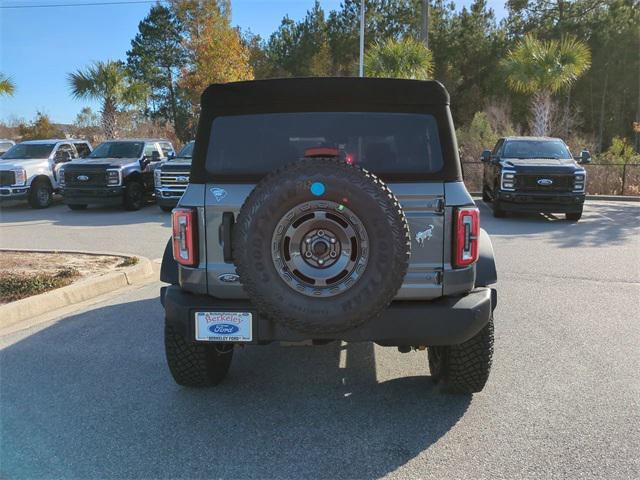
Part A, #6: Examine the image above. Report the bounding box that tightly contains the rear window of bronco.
[205,112,443,177]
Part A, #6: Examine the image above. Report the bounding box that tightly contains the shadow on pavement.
[478,200,639,247]
[0,297,471,479]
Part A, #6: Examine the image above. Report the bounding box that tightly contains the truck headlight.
[106,169,121,186]
[501,170,516,191]
[573,172,586,192]
[14,168,26,186]
[154,168,161,187]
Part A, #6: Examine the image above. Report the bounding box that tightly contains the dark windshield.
[2,143,55,160]
[177,142,194,158]
[503,140,572,159]
[206,112,443,176]
[89,141,143,159]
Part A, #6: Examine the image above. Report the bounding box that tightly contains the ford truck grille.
[64,169,107,187]
[0,171,16,186]
[516,174,573,192]
[159,168,190,198]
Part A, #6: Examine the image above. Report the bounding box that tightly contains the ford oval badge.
[218,273,240,283]
[77,175,89,181]
[537,178,553,186]
[176,176,189,182]
[209,323,240,334]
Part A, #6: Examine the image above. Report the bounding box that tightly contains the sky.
[0,0,506,125]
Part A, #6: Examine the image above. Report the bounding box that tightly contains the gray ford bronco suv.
[160,78,498,394]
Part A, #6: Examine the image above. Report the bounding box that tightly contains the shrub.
[0,268,80,303]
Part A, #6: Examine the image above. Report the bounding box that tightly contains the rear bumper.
[161,285,496,346]
[61,186,124,206]
[497,191,584,213]
[0,186,29,200]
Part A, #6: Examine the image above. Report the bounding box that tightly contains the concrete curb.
[469,193,640,202]
[0,250,155,330]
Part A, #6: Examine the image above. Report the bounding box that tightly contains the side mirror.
[579,150,592,164]
[168,152,176,159]
[151,151,161,162]
[140,157,150,169]
[480,150,492,163]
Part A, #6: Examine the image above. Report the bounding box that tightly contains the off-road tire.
[68,204,87,211]
[482,187,491,203]
[492,201,506,218]
[28,180,53,209]
[164,325,233,387]
[160,205,173,212]
[233,158,411,334]
[566,211,582,222]
[123,180,144,211]
[428,316,494,394]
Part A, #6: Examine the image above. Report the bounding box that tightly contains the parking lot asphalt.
[0,199,171,259]
[1,199,639,479]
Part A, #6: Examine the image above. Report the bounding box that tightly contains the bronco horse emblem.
[415,225,434,246]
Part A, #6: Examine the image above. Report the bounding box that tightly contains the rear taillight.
[172,208,197,266]
[453,207,480,268]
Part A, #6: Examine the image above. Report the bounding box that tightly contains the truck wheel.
[233,158,411,334]
[566,211,582,222]
[492,201,506,218]
[428,316,494,394]
[68,204,87,211]
[28,180,53,209]
[123,181,144,211]
[164,325,233,387]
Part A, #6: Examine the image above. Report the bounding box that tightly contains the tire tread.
[164,325,233,387]
[233,158,411,334]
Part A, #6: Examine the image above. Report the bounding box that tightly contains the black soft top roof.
[201,77,450,110]
[191,77,461,183]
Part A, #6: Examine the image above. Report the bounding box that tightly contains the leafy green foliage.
[126,4,190,141]
[0,268,79,303]
[68,61,147,139]
[0,73,15,97]
[18,112,64,140]
[61,0,636,155]
[502,34,591,95]
[457,112,500,162]
[365,37,433,79]
[598,137,640,165]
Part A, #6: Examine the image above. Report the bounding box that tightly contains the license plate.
[195,311,253,342]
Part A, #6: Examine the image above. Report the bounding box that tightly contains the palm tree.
[0,73,16,97]
[364,37,434,80]
[68,61,146,139]
[502,34,591,136]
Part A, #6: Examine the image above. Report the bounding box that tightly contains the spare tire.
[233,158,410,334]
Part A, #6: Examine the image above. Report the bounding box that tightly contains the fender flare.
[30,174,52,188]
[160,238,179,285]
[476,228,497,287]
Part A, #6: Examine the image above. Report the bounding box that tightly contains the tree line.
[1,0,638,162]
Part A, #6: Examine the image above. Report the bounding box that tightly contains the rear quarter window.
[205,112,443,178]
[74,143,91,158]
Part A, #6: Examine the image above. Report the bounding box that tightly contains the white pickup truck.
[0,139,92,208]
